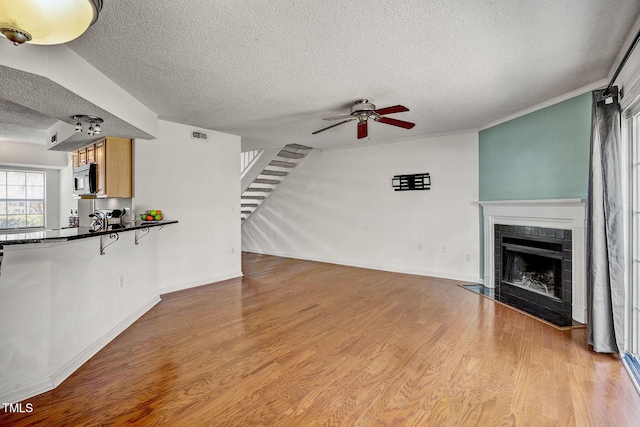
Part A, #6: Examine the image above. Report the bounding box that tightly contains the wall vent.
[191,131,208,140]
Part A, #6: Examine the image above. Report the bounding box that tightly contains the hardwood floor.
[3,253,640,426]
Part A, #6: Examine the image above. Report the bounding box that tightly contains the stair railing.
[241,149,263,175]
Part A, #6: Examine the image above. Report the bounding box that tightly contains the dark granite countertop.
[0,220,178,246]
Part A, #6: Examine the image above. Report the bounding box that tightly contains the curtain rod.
[604,27,640,96]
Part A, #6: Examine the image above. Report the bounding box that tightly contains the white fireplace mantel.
[479,199,587,324]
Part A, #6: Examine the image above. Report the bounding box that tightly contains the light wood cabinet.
[73,137,132,198]
[86,144,95,164]
[96,137,132,198]
[78,148,87,166]
[72,151,79,169]
[95,141,106,194]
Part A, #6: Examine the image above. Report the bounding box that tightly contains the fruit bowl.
[140,210,164,222]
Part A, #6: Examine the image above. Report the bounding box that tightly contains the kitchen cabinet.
[78,147,87,166]
[72,151,79,169]
[73,137,132,198]
[95,137,132,198]
[86,144,95,164]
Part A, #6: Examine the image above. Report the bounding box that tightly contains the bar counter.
[0,219,178,403]
[0,220,178,245]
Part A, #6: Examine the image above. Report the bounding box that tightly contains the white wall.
[0,232,160,403]
[48,233,159,377]
[58,159,76,228]
[0,140,67,168]
[135,120,242,293]
[0,244,51,400]
[242,132,480,282]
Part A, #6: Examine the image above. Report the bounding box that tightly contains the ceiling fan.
[312,99,415,139]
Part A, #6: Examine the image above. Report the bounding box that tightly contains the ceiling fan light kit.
[0,0,102,46]
[313,98,415,139]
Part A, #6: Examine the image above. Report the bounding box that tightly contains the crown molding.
[479,79,607,132]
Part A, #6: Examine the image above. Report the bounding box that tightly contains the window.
[0,170,46,230]
[624,101,640,368]
[630,110,640,357]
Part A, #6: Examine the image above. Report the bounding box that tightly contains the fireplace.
[480,199,586,324]
[495,225,573,325]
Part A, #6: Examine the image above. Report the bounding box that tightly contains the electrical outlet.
[119,275,124,288]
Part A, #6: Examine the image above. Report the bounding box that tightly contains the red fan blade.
[374,105,409,115]
[312,119,354,135]
[377,116,415,129]
[357,121,368,139]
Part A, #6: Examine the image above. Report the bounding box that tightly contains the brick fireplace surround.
[479,199,587,324]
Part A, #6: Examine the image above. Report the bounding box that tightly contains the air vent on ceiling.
[191,131,208,140]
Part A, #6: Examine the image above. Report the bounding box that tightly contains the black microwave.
[73,164,97,196]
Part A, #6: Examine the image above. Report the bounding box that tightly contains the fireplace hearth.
[495,225,572,326]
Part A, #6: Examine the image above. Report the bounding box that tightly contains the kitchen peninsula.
[0,220,178,246]
[0,220,177,403]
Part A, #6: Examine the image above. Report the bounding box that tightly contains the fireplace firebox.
[495,225,572,326]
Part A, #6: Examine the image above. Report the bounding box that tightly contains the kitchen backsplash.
[77,198,134,227]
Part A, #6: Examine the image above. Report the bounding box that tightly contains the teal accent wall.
[479,92,592,201]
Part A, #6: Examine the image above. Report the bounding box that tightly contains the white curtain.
[587,88,625,353]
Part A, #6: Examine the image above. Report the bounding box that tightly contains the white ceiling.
[0,65,155,151]
[0,97,56,144]
[4,1,640,151]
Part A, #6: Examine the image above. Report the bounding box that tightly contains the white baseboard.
[0,377,52,406]
[0,296,161,404]
[50,296,161,389]
[243,250,481,284]
[158,271,243,295]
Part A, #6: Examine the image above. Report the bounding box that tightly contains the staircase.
[241,143,312,221]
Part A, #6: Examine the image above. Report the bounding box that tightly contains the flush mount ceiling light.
[73,115,103,136]
[0,0,102,46]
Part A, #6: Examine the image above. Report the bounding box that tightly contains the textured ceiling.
[0,66,154,151]
[0,97,55,144]
[4,0,640,151]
